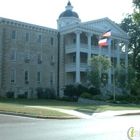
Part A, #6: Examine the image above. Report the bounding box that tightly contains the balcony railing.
[65,43,126,58]
[65,63,88,72]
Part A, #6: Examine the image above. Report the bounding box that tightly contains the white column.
[117,40,120,67]
[125,42,128,69]
[86,33,93,65]
[75,30,82,83]
[98,36,102,55]
[108,43,111,84]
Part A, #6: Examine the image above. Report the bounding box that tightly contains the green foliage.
[119,14,140,69]
[36,87,56,99]
[63,84,77,98]
[115,94,140,104]
[133,0,140,23]
[133,0,140,9]
[36,87,43,99]
[44,88,56,99]
[6,91,14,98]
[18,94,27,99]
[63,84,101,101]
[80,92,93,99]
[89,87,101,96]
[87,55,111,88]
[115,67,136,92]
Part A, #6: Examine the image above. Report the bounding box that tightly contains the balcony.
[65,43,126,58]
[65,63,88,72]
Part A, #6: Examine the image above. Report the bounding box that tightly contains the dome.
[58,1,79,19]
[59,10,79,18]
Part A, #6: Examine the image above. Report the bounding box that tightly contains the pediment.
[82,17,130,39]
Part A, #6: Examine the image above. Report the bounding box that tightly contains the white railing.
[65,43,126,58]
[65,63,87,72]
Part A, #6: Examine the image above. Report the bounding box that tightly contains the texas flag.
[98,38,111,46]
[98,29,111,47]
[101,29,111,38]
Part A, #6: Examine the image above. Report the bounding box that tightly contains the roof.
[58,1,79,19]
[59,10,79,18]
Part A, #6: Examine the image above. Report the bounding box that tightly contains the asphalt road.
[0,114,140,140]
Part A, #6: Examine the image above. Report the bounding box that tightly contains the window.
[38,53,42,64]
[51,37,53,46]
[50,72,54,86]
[24,52,29,62]
[73,55,76,63]
[25,32,30,42]
[10,69,16,83]
[25,70,29,83]
[50,55,54,65]
[51,55,54,62]
[73,38,76,43]
[12,30,16,40]
[37,72,41,83]
[11,50,16,61]
[38,35,42,44]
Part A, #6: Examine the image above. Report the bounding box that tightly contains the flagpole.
[113,40,115,101]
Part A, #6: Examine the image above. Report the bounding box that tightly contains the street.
[0,114,139,140]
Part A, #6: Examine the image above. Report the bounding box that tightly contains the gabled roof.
[59,17,130,41]
[82,17,130,39]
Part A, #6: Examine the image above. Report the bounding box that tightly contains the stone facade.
[0,18,58,98]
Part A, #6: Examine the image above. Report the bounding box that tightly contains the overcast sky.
[0,0,133,29]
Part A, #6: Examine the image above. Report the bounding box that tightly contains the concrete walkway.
[26,106,140,119]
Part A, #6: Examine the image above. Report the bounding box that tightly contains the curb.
[0,111,80,119]
[116,112,140,116]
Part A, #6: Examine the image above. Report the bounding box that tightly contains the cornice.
[59,24,129,41]
[0,17,58,34]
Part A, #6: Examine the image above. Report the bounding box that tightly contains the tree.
[115,67,136,93]
[133,0,140,24]
[119,14,140,69]
[86,55,111,89]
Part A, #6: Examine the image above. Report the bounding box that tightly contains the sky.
[0,0,134,29]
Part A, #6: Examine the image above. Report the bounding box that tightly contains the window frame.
[37,71,41,83]
[25,32,30,42]
[50,72,54,86]
[51,37,54,46]
[10,69,16,83]
[38,34,42,44]
[25,70,29,83]
[12,30,16,40]
[11,50,16,61]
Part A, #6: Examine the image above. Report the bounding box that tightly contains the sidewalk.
[26,106,140,119]
[92,110,140,118]
[1,105,140,119]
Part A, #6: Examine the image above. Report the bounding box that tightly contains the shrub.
[121,100,129,104]
[36,87,56,99]
[64,84,77,99]
[6,91,14,98]
[115,94,140,104]
[88,87,101,96]
[44,88,56,99]
[109,100,117,104]
[18,94,27,98]
[80,92,93,99]
[63,84,101,101]
[36,87,43,99]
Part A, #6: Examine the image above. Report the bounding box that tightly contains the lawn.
[0,98,140,117]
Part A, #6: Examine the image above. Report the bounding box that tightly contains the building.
[0,1,130,98]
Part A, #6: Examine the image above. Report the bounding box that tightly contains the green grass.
[0,102,72,117]
[0,98,140,118]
